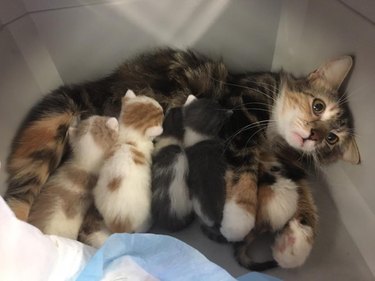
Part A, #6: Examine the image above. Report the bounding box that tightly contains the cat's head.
[69,116,119,155]
[183,95,233,137]
[120,90,164,139]
[272,56,360,164]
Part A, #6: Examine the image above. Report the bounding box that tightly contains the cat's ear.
[308,56,353,90]
[145,125,163,138]
[184,95,197,106]
[106,117,119,132]
[342,136,361,164]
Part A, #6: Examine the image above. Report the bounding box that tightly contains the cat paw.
[220,200,255,242]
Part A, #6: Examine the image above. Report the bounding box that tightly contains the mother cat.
[5,48,360,222]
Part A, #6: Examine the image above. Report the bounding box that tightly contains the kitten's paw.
[220,200,255,242]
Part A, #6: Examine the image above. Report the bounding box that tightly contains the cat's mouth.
[288,132,316,152]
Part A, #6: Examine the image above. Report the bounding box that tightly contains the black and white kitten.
[184,95,232,234]
[151,101,193,231]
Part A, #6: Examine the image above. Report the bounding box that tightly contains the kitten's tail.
[4,91,79,221]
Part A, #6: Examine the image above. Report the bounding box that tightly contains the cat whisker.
[244,123,277,148]
[338,83,372,106]
[208,76,277,103]
[221,120,275,155]
[223,120,272,144]
[229,101,273,110]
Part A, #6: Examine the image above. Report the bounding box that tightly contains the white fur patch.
[192,198,214,227]
[184,127,209,147]
[44,208,83,240]
[273,219,313,268]
[153,136,181,154]
[106,117,119,132]
[93,140,153,233]
[220,200,255,242]
[168,153,192,219]
[266,178,299,231]
[85,228,111,248]
[73,132,105,172]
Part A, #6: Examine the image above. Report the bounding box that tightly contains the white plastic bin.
[0,0,374,280]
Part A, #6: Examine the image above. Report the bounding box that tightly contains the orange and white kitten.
[235,149,318,271]
[93,90,164,236]
[28,116,119,239]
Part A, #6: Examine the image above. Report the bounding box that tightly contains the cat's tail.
[4,91,79,221]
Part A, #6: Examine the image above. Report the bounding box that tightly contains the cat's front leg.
[220,168,258,242]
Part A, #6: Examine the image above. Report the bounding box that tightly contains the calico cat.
[151,99,193,232]
[28,116,119,239]
[184,95,233,235]
[5,48,360,221]
[234,149,318,271]
[93,90,164,234]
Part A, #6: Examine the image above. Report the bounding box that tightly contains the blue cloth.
[237,272,282,281]
[77,233,236,281]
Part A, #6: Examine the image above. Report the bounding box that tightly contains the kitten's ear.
[106,117,119,132]
[123,89,137,103]
[184,95,197,106]
[342,136,361,164]
[145,125,163,138]
[308,56,353,90]
[68,126,77,137]
[125,89,136,98]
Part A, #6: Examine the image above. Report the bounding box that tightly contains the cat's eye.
[326,132,339,145]
[312,99,325,115]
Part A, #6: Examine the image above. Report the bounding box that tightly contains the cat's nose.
[308,129,323,142]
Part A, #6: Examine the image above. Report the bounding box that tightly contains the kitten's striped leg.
[78,205,111,248]
[5,93,78,221]
[220,169,258,242]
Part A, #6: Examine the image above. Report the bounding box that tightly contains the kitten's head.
[272,56,360,164]
[120,90,164,139]
[160,106,184,140]
[69,116,119,156]
[183,95,233,136]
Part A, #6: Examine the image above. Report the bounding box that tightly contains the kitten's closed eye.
[270,165,281,172]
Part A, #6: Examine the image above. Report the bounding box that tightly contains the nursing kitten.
[235,149,318,270]
[151,102,193,232]
[93,90,164,234]
[184,95,232,235]
[6,49,360,221]
[28,116,119,239]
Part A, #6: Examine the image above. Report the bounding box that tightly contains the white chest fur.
[264,178,299,231]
